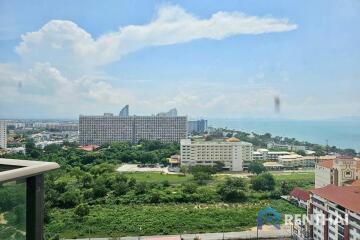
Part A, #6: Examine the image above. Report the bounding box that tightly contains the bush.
[74,203,90,218]
[182,183,198,194]
[217,177,247,202]
[251,173,275,191]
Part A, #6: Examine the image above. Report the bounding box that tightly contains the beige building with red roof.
[308,185,360,240]
[315,157,360,188]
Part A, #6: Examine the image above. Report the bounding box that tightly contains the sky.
[0,0,360,119]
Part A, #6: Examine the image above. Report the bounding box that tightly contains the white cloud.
[0,63,135,116]
[15,5,297,68]
[0,5,303,118]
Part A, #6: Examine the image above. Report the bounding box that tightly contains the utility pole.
[326,139,329,155]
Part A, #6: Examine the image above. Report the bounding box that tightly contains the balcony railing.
[0,158,59,240]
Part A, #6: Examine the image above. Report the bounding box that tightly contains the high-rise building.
[180,137,253,171]
[156,108,178,117]
[187,119,208,134]
[79,114,187,145]
[119,105,129,117]
[0,120,7,149]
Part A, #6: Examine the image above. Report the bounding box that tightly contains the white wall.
[315,165,331,188]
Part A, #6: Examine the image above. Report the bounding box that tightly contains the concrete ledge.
[0,158,60,183]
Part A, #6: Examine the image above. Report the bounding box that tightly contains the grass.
[45,171,313,238]
[123,172,193,184]
[121,171,315,189]
[273,172,314,182]
[46,200,305,238]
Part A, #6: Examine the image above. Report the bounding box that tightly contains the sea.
[208,118,360,152]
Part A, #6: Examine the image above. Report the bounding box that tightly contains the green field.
[273,172,314,182]
[123,172,193,184]
[122,171,315,189]
[273,172,315,190]
[46,200,305,238]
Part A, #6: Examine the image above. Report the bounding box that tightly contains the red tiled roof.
[311,185,360,214]
[79,145,100,151]
[349,179,360,187]
[290,187,310,201]
[318,159,334,169]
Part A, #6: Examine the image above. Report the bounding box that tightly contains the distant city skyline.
[1,1,360,119]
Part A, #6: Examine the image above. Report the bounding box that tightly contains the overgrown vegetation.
[46,200,305,238]
[1,140,313,238]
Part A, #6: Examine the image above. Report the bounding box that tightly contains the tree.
[182,183,197,194]
[74,203,90,218]
[134,182,147,195]
[342,148,357,157]
[217,177,247,202]
[204,135,213,141]
[81,173,93,188]
[25,139,41,158]
[113,181,128,196]
[280,181,293,195]
[59,188,81,208]
[214,161,225,172]
[251,173,276,191]
[295,150,306,156]
[193,171,212,185]
[161,180,170,187]
[180,165,189,175]
[248,161,267,175]
[93,178,108,198]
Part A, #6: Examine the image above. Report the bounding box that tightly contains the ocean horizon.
[208,118,360,152]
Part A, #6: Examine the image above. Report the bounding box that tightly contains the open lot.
[117,164,170,173]
[46,200,305,238]
[122,172,193,184]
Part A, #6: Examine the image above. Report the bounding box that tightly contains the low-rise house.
[253,148,290,161]
[168,154,181,168]
[278,154,316,168]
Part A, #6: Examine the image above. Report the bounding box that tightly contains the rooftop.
[311,185,360,214]
[317,157,360,169]
[317,159,334,168]
[183,138,252,145]
[263,162,283,167]
[79,145,100,151]
[290,187,310,202]
[226,137,240,142]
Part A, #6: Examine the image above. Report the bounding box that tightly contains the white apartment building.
[308,185,360,240]
[79,114,187,145]
[253,148,290,161]
[278,154,316,168]
[315,157,360,188]
[180,137,253,171]
[267,142,306,151]
[0,120,7,149]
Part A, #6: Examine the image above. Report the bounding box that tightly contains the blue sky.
[0,0,359,119]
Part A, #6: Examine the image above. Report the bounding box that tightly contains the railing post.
[27,174,44,240]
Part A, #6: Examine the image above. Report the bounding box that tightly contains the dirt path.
[0,213,7,224]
